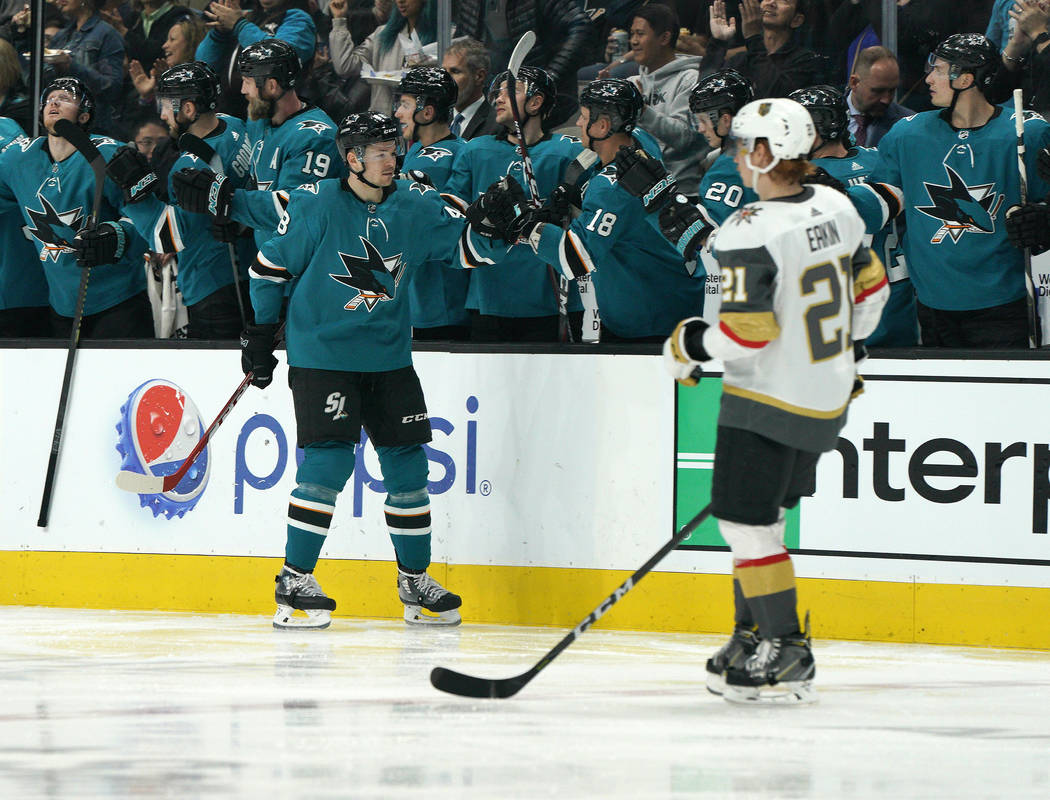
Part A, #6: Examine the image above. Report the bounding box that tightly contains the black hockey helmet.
[238,39,302,91]
[156,61,222,115]
[40,76,95,131]
[788,85,849,144]
[930,33,999,93]
[398,66,458,122]
[579,78,644,135]
[337,111,406,165]
[487,66,557,120]
[689,69,754,119]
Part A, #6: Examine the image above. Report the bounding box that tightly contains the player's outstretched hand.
[211,217,245,243]
[73,221,127,267]
[398,169,434,187]
[466,177,537,243]
[172,167,233,217]
[107,145,160,204]
[802,165,847,194]
[547,181,583,225]
[659,195,715,260]
[239,323,281,389]
[613,145,676,212]
[1037,146,1050,186]
[1005,202,1050,254]
[663,316,710,387]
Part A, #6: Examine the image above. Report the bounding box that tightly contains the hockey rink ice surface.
[1,608,1048,799]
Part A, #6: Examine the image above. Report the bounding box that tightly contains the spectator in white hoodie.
[629,2,707,197]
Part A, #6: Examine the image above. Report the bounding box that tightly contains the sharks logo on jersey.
[916,164,1004,244]
[297,120,331,134]
[24,194,84,260]
[330,236,405,311]
[418,146,453,162]
[408,181,435,196]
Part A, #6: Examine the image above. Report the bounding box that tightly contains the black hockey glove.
[466,177,536,243]
[107,144,160,204]
[240,322,281,389]
[546,181,583,225]
[172,167,234,217]
[1005,202,1050,255]
[663,316,710,387]
[398,169,434,188]
[659,195,715,260]
[211,217,248,243]
[802,165,847,195]
[1037,146,1050,186]
[613,145,677,212]
[72,220,127,267]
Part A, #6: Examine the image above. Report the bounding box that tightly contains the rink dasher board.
[1,347,1049,648]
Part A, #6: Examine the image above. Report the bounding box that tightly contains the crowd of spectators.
[0,0,1047,347]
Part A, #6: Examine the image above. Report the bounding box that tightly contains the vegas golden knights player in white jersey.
[664,98,889,704]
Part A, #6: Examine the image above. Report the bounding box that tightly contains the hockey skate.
[722,629,816,705]
[397,569,462,626]
[273,566,337,630]
[705,626,759,696]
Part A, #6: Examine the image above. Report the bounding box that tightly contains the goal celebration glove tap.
[465,176,539,243]
[1005,202,1050,255]
[663,316,710,387]
[239,323,281,389]
[659,195,715,261]
[72,220,127,267]
[801,165,847,195]
[106,145,160,204]
[612,145,677,212]
[172,167,234,218]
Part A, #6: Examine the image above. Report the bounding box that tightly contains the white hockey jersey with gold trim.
[702,184,888,452]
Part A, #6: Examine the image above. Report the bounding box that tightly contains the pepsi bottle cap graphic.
[115,380,211,518]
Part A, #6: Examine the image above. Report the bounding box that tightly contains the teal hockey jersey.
[444,131,589,317]
[251,178,477,372]
[698,149,758,226]
[231,105,345,249]
[531,128,704,338]
[0,118,47,311]
[402,136,470,329]
[0,134,147,317]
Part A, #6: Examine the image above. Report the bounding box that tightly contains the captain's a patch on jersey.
[297,120,332,134]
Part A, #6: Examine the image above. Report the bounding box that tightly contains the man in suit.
[442,37,503,140]
[846,46,913,147]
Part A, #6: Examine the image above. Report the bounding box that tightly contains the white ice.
[1,607,1048,799]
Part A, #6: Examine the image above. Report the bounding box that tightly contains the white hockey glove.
[663,316,709,387]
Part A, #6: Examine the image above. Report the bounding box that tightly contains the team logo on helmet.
[330,236,405,311]
[758,103,772,116]
[115,380,211,519]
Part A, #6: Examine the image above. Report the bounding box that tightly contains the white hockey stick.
[1013,89,1041,348]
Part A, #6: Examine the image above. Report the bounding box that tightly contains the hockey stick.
[179,131,248,329]
[505,31,572,342]
[430,502,714,698]
[114,323,284,495]
[562,150,601,342]
[37,119,106,528]
[1013,90,1041,348]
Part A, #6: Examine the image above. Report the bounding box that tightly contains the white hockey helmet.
[728,98,815,181]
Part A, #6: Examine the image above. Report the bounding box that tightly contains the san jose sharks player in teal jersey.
[146,62,257,339]
[465,79,704,341]
[849,34,1050,348]
[171,40,345,251]
[244,113,492,630]
[444,66,592,342]
[0,78,153,339]
[393,66,470,341]
[789,85,918,348]
[692,71,758,226]
[0,116,49,337]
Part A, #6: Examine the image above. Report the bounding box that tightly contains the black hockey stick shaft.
[430,502,713,698]
[38,119,106,528]
[179,132,248,329]
[1013,90,1041,348]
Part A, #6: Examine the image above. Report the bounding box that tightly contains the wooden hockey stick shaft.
[37,119,106,528]
[430,503,714,698]
[1013,90,1041,348]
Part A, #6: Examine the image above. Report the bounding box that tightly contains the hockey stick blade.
[507,30,536,77]
[429,503,714,698]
